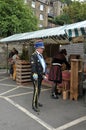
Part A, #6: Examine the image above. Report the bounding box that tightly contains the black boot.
[32,103,40,112]
[51,93,59,99]
[38,102,43,107]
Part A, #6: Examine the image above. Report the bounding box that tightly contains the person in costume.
[30,41,47,112]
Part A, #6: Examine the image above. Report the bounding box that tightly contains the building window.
[39,24,43,28]
[40,4,44,11]
[48,7,50,13]
[24,0,28,4]
[32,1,35,8]
[40,14,44,20]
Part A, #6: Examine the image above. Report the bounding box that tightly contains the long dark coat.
[30,51,45,77]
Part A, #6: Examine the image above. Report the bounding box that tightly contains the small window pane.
[40,4,43,11]
[39,24,43,28]
[40,14,44,20]
[32,1,35,8]
[48,7,50,13]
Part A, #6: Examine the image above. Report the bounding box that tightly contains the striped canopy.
[65,20,86,38]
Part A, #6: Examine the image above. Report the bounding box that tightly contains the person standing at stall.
[12,50,19,80]
[8,48,17,78]
[48,49,70,99]
[30,41,47,112]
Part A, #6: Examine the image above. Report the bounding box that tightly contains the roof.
[0,20,86,44]
[0,25,69,44]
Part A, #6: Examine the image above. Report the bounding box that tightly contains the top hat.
[34,41,45,49]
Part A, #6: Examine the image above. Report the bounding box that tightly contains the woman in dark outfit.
[48,49,70,99]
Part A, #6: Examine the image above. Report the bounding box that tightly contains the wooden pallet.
[16,60,32,85]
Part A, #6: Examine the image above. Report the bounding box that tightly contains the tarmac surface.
[0,69,86,130]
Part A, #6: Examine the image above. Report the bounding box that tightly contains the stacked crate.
[16,60,31,85]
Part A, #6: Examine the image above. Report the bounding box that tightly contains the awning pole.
[6,43,8,74]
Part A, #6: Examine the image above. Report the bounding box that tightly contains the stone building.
[24,0,49,28]
[49,0,67,17]
[24,0,67,28]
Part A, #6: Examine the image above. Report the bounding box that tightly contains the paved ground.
[0,70,86,130]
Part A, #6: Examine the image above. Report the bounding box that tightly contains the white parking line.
[0,83,17,87]
[0,83,33,89]
[2,96,86,130]
[0,77,9,81]
[0,86,19,96]
[6,88,50,98]
[3,97,55,130]
[55,116,86,130]
[18,85,33,89]
[7,91,33,98]
[0,71,6,74]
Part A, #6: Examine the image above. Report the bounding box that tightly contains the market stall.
[42,20,86,100]
[0,20,86,99]
[65,20,86,100]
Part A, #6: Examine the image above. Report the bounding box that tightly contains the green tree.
[54,13,71,25]
[60,0,72,5]
[0,0,38,37]
[63,1,86,23]
[54,1,86,25]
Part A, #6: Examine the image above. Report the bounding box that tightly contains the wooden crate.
[16,60,32,85]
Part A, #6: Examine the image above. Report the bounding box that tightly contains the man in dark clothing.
[30,41,47,112]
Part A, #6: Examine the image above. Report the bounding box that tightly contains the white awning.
[0,20,86,44]
[0,25,69,44]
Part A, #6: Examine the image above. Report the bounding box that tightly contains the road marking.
[4,88,50,98]
[0,86,19,96]
[0,83,17,87]
[0,83,33,90]
[18,85,33,89]
[3,96,86,130]
[3,97,55,130]
[0,82,50,98]
[55,116,86,130]
[6,91,33,98]
[0,71,7,74]
[0,77,9,81]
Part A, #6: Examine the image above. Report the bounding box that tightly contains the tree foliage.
[0,0,38,37]
[54,13,71,25]
[60,0,72,5]
[54,1,86,25]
